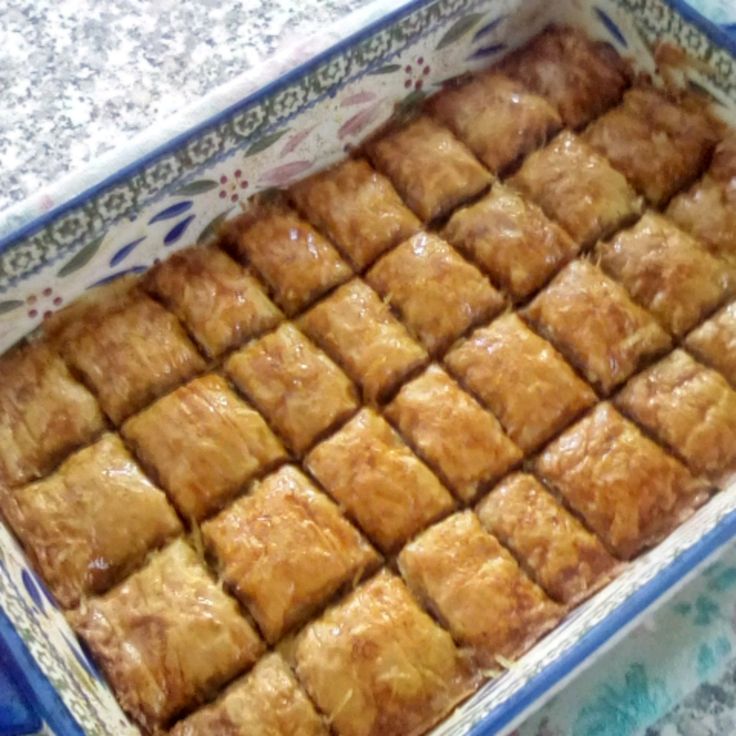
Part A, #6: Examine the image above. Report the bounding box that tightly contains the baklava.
[1,23,733,736]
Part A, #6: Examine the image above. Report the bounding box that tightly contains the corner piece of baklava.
[290,570,477,736]
[69,539,263,733]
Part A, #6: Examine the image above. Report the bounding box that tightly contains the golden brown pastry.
[225,323,359,454]
[584,86,718,206]
[169,653,328,736]
[290,158,420,270]
[709,133,736,185]
[684,301,736,387]
[398,511,562,667]
[428,71,561,172]
[667,175,736,269]
[3,434,180,609]
[366,115,491,222]
[291,570,476,736]
[385,365,521,502]
[123,374,285,522]
[49,286,205,425]
[508,131,642,247]
[535,403,708,559]
[597,212,734,336]
[500,25,631,129]
[305,408,454,553]
[0,343,105,489]
[229,198,352,315]
[203,465,379,643]
[443,183,579,300]
[477,473,619,605]
[616,350,736,484]
[70,539,263,733]
[144,244,282,357]
[298,279,427,403]
[524,260,671,394]
[366,232,503,355]
[444,313,596,452]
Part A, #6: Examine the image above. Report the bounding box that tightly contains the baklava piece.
[169,653,327,736]
[49,286,205,425]
[366,115,491,222]
[306,408,454,553]
[366,233,503,355]
[4,434,180,609]
[123,374,285,522]
[428,71,561,173]
[598,212,734,336]
[508,132,642,247]
[291,570,476,736]
[144,244,282,358]
[385,365,522,502]
[228,198,352,315]
[0,343,105,489]
[524,260,671,395]
[298,279,427,403]
[667,134,736,268]
[203,465,379,644]
[225,323,359,454]
[398,512,562,667]
[290,158,420,270]
[445,313,596,453]
[685,301,736,387]
[616,350,736,484]
[477,473,618,605]
[535,403,708,559]
[667,175,736,269]
[70,539,263,733]
[500,25,631,129]
[443,183,579,301]
[584,86,718,206]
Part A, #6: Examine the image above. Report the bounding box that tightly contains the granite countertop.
[1,2,736,735]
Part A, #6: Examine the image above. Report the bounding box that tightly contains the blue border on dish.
[0,606,82,736]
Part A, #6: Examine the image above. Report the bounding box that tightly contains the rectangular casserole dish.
[1,1,736,734]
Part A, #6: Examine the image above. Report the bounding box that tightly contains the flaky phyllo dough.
[2,24,735,736]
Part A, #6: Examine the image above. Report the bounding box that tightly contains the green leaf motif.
[197,208,234,245]
[57,235,105,277]
[173,179,219,196]
[245,129,290,157]
[436,12,486,50]
[369,63,402,75]
[0,299,23,315]
[395,89,428,121]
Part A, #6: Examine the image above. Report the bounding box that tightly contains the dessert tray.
[1,1,736,735]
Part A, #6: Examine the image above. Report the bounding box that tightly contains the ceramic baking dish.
[1,0,736,734]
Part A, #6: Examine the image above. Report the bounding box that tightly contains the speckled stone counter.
[0,0,364,212]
